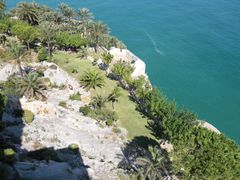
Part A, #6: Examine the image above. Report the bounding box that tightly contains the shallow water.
[8,0,240,143]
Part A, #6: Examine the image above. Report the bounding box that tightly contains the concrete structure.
[109,47,147,78]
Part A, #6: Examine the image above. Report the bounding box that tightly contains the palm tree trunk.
[17,58,24,78]
[112,102,115,110]
[47,41,51,57]
[27,42,32,60]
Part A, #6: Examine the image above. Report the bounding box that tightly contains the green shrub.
[106,119,114,126]
[23,110,34,124]
[89,109,119,126]
[69,92,81,101]
[59,101,67,108]
[112,127,122,134]
[71,68,78,74]
[79,106,91,116]
[3,148,16,163]
[37,47,48,61]
[68,143,79,153]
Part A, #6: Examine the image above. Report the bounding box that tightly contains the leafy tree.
[80,70,105,91]
[15,73,47,100]
[90,21,109,52]
[14,2,39,25]
[78,8,94,38]
[39,21,56,57]
[7,40,25,77]
[107,87,122,110]
[11,21,38,52]
[55,31,86,51]
[37,47,48,61]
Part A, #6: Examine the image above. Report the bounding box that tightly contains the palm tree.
[80,70,105,91]
[107,87,121,110]
[0,0,5,11]
[90,21,109,53]
[91,94,107,110]
[14,2,39,25]
[39,21,56,57]
[137,146,169,179]
[8,40,25,77]
[102,52,113,73]
[58,3,75,25]
[38,11,63,24]
[15,73,47,100]
[78,8,94,38]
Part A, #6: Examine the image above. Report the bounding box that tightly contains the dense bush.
[56,32,87,51]
[89,108,119,125]
[79,105,91,116]
[23,110,34,124]
[37,47,48,61]
[134,87,240,178]
[59,101,67,108]
[69,92,81,101]
[68,143,79,154]
[0,148,16,164]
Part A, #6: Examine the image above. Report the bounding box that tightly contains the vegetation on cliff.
[0,1,239,179]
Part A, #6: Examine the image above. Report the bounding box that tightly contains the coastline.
[113,47,222,135]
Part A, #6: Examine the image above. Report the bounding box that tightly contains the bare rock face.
[20,97,59,118]
[0,64,16,81]
[1,62,127,179]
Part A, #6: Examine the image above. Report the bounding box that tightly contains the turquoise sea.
[7,0,240,143]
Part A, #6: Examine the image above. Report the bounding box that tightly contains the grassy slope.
[53,51,152,139]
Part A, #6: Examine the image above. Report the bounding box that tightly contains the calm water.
[7,0,240,143]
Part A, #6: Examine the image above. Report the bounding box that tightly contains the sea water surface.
[7,0,240,143]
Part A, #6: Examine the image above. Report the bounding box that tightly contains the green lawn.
[53,51,152,139]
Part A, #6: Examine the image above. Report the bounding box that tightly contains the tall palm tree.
[102,52,113,73]
[0,0,5,11]
[78,8,94,38]
[14,2,39,25]
[80,70,105,91]
[8,40,25,77]
[39,21,56,57]
[16,73,47,100]
[58,3,75,25]
[107,87,121,110]
[90,21,109,53]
